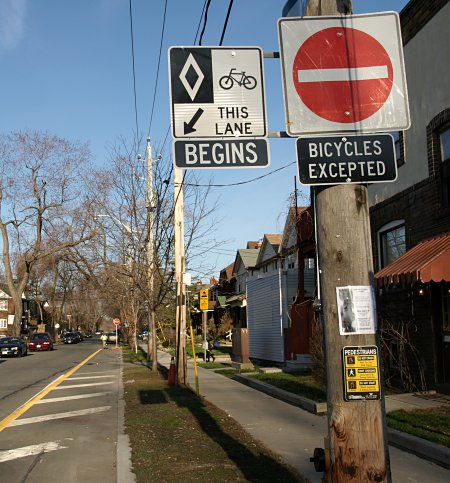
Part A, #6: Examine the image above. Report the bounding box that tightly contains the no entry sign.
[278,13,410,135]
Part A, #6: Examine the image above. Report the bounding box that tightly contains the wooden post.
[305,1,391,481]
[174,167,187,384]
[146,138,158,372]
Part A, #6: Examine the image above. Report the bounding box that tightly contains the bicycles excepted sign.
[168,47,267,139]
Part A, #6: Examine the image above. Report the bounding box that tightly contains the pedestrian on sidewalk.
[101,332,108,349]
[206,339,215,363]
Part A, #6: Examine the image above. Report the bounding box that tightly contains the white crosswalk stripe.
[10,406,111,426]
[0,441,68,462]
[37,392,112,404]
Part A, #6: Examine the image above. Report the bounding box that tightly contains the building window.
[427,108,450,209]
[390,131,405,167]
[440,127,450,207]
[378,221,406,269]
[0,319,7,329]
[443,282,450,335]
[0,300,8,311]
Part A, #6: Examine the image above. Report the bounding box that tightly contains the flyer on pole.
[336,286,377,335]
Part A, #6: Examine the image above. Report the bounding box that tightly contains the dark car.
[28,332,54,351]
[84,331,93,338]
[63,332,81,344]
[0,337,28,357]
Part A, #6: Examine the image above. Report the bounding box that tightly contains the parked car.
[0,337,28,357]
[62,332,81,344]
[84,331,93,338]
[138,330,149,340]
[95,330,103,335]
[28,332,53,351]
[106,331,119,344]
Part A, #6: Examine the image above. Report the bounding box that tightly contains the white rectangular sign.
[169,47,267,139]
[337,286,377,336]
[278,12,410,135]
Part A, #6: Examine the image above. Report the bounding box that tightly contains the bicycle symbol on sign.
[219,68,257,90]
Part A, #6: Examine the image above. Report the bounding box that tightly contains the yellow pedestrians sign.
[199,289,209,311]
[342,346,380,401]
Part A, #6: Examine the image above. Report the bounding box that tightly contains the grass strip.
[387,407,450,448]
[123,365,307,482]
[247,372,327,403]
[122,346,148,364]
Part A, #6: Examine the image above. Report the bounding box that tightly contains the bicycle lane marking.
[0,348,103,433]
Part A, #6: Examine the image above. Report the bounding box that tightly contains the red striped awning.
[375,233,450,287]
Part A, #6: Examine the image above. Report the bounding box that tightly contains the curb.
[117,352,136,482]
[233,373,327,415]
[387,428,450,469]
[231,373,450,470]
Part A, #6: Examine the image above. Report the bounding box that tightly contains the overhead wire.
[128,0,140,152]
[147,0,169,139]
[178,161,296,188]
[199,0,213,45]
[219,0,234,45]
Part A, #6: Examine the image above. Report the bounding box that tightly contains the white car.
[106,331,118,344]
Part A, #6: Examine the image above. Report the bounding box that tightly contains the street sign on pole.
[113,318,120,326]
[173,138,270,169]
[342,346,381,402]
[169,47,267,139]
[199,290,208,311]
[296,133,397,185]
[278,12,410,135]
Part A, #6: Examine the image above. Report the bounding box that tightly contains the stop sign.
[113,318,120,326]
[278,13,410,135]
[292,27,393,124]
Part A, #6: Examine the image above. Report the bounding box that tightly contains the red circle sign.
[113,318,120,326]
[292,27,393,123]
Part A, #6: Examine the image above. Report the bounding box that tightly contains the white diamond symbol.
[179,54,204,101]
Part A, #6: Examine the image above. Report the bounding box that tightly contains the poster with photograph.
[336,286,377,336]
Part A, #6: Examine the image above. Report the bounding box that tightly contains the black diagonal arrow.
[184,108,204,135]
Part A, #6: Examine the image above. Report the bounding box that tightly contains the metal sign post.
[113,318,120,350]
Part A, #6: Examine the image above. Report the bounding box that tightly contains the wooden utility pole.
[146,138,157,371]
[306,1,391,481]
[174,167,187,384]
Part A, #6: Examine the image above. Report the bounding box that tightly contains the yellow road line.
[0,349,103,433]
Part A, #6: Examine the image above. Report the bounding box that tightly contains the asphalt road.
[0,338,122,482]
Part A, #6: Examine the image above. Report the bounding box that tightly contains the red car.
[28,332,54,351]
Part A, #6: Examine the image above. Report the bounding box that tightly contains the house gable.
[0,289,12,299]
[256,234,282,266]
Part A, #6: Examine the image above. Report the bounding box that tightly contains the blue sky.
[0,0,410,280]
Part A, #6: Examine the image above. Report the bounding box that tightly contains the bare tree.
[0,131,94,335]
[77,138,221,365]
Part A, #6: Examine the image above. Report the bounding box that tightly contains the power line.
[128,0,140,151]
[219,0,234,46]
[177,161,296,188]
[199,0,213,45]
[194,1,209,45]
[147,0,169,138]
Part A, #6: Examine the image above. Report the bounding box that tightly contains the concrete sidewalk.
[150,349,450,482]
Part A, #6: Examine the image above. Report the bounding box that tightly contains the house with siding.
[246,234,284,362]
[370,0,450,392]
[246,207,315,366]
